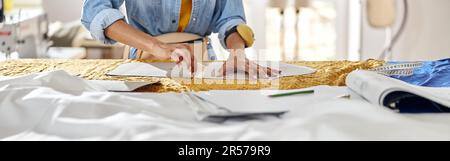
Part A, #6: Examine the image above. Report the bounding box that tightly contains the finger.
[189,51,198,73]
[178,44,197,73]
[255,64,269,79]
[265,67,279,77]
[221,61,237,77]
[174,49,191,66]
[246,61,258,80]
[170,51,183,63]
[183,50,196,74]
[171,49,193,76]
[221,62,228,77]
[246,62,261,79]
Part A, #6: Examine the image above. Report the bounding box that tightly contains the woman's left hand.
[219,32,281,79]
[219,49,280,79]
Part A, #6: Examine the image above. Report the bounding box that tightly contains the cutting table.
[0,59,384,92]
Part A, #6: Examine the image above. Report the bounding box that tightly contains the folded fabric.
[0,70,105,94]
[390,58,450,87]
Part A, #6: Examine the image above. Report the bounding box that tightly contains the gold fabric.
[0,59,384,93]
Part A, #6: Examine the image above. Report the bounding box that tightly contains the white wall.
[240,0,350,60]
[361,0,450,61]
[13,0,42,6]
[42,0,83,23]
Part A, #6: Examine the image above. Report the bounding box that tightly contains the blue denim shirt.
[81,0,247,60]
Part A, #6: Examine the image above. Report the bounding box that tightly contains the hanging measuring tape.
[370,62,423,76]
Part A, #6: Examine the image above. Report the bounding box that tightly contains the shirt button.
[193,18,197,21]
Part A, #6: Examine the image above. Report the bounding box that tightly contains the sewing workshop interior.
[1,0,450,144]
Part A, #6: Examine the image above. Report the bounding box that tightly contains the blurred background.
[1,0,449,61]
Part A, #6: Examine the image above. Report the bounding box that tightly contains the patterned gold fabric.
[0,59,384,92]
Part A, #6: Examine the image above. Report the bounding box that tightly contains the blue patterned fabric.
[390,59,450,87]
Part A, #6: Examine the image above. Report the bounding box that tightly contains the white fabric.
[1,71,450,141]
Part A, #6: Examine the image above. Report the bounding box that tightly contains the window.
[210,0,351,61]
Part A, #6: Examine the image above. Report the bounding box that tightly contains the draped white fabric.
[1,71,450,141]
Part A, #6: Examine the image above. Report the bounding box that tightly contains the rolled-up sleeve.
[81,0,125,45]
[213,0,247,49]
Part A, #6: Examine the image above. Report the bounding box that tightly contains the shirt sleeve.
[213,0,247,49]
[81,0,125,45]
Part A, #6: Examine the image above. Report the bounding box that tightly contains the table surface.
[0,59,384,92]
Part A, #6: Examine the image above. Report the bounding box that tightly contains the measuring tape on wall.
[370,62,423,76]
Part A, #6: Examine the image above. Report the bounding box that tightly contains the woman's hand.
[142,41,198,74]
[220,32,280,79]
[220,49,280,79]
[104,20,197,73]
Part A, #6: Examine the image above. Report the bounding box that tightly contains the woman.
[81,0,278,77]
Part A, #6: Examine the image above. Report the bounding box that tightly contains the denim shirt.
[81,0,247,60]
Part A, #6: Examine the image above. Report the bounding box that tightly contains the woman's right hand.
[143,41,197,73]
[104,20,198,73]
